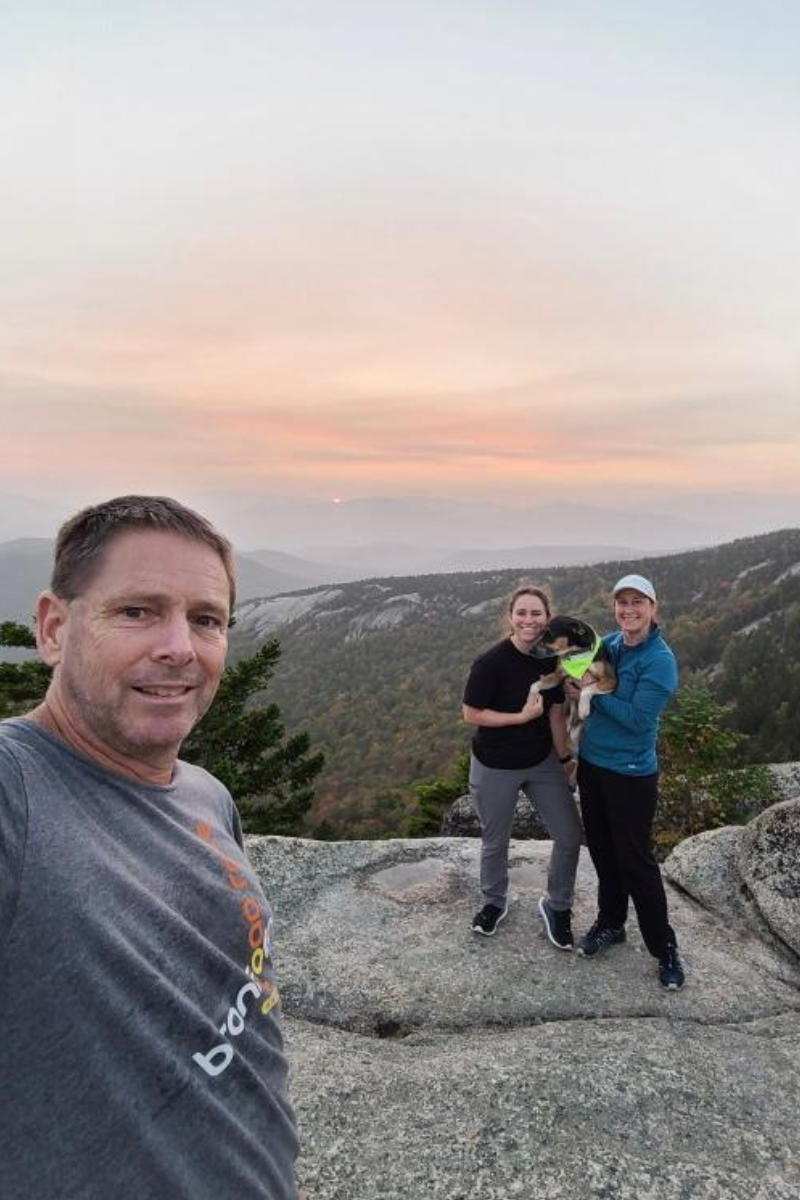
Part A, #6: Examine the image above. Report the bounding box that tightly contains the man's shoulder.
[174,758,235,809]
[175,756,228,787]
[0,719,41,777]
[0,723,32,928]
[0,717,30,747]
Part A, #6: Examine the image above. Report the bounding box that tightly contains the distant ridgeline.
[227,528,800,837]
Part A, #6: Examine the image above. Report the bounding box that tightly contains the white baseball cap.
[613,574,656,602]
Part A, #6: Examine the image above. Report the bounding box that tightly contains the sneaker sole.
[471,907,508,936]
[538,898,573,951]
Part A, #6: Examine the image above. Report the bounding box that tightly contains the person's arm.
[548,703,571,758]
[589,654,677,734]
[548,703,577,786]
[591,677,672,733]
[462,689,544,728]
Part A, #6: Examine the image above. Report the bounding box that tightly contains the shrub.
[655,685,776,856]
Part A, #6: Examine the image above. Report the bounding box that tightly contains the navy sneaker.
[658,944,685,990]
[538,897,574,950]
[471,903,508,936]
[577,921,626,957]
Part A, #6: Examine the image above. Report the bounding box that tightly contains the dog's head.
[530,616,599,660]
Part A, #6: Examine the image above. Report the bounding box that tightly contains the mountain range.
[4,523,800,838]
[228,528,800,835]
[0,538,333,623]
[0,535,652,623]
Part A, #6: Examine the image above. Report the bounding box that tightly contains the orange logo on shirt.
[192,821,280,1077]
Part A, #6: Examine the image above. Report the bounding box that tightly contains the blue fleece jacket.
[578,624,678,776]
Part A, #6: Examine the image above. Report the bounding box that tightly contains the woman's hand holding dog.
[519,688,545,724]
[564,675,593,699]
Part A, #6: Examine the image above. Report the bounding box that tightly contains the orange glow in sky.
[2,2,799,539]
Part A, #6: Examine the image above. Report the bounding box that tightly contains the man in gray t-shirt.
[0,496,302,1200]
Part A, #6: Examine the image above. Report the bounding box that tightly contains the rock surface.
[441,791,550,839]
[768,762,800,802]
[248,813,800,1199]
[667,797,800,963]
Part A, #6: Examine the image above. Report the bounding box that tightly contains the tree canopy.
[0,623,322,834]
[0,621,50,719]
[182,638,324,835]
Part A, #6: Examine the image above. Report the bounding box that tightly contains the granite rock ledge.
[246,799,800,1200]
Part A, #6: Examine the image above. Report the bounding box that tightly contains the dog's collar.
[559,633,603,679]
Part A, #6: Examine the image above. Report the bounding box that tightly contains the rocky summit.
[247,797,800,1200]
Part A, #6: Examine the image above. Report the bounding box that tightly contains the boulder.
[739,798,800,958]
[441,791,551,839]
[665,797,800,968]
[247,826,800,1199]
[663,824,797,983]
[767,763,800,802]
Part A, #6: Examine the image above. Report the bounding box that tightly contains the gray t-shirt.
[0,718,299,1199]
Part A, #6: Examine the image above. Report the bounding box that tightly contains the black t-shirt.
[462,638,564,770]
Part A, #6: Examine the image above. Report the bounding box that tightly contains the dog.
[528,616,616,750]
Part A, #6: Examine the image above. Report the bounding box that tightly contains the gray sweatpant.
[470,750,583,910]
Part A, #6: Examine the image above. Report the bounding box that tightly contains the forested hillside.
[229,529,800,836]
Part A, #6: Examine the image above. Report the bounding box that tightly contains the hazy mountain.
[429,544,648,572]
[200,495,719,555]
[4,489,800,558]
[235,552,327,603]
[244,547,363,586]
[229,528,800,836]
[0,533,647,623]
[0,540,323,622]
[0,539,55,623]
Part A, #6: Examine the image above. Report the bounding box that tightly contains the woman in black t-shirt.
[462,584,582,946]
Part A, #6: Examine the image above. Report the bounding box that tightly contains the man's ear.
[36,591,69,666]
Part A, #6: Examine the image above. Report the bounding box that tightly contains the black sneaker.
[577,921,626,957]
[471,903,508,936]
[658,944,685,990]
[538,897,574,950]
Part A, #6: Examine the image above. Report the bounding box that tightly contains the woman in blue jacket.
[574,574,685,990]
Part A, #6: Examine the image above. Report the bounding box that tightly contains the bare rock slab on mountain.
[247,827,800,1199]
[667,797,800,963]
[740,799,800,958]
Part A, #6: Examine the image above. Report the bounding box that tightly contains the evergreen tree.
[0,622,323,835]
[182,638,324,836]
[0,622,38,649]
[655,685,775,855]
[0,622,50,718]
[406,751,470,837]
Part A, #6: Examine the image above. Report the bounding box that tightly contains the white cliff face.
[248,800,800,1200]
[235,589,346,638]
[345,594,423,641]
[774,561,800,584]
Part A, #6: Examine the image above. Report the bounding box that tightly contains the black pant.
[577,758,675,958]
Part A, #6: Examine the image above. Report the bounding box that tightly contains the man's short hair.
[51,495,237,611]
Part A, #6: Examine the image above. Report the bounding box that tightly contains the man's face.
[39,530,230,775]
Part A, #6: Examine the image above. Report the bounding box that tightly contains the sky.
[2,0,800,542]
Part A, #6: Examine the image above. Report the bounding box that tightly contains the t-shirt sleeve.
[230,800,245,850]
[462,655,498,709]
[0,745,28,940]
